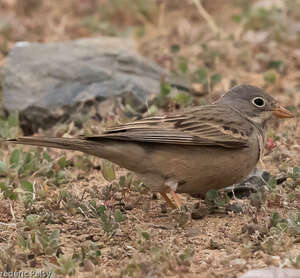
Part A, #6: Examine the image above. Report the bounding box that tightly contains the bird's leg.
[160,192,176,209]
[160,179,182,209]
[170,190,182,209]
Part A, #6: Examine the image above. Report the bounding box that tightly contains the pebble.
[230,258,246,267]
[83,259,95,272]
[198,261,208,271]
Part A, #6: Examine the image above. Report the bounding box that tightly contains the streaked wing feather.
[86,105,250,149]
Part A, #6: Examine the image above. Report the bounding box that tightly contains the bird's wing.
[86,105,252,149]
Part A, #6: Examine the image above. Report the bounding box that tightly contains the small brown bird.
[5,85,294,208]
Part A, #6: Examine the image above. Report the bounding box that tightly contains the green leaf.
[8,113,18,128]
[10,149,21,166]
[178,56,188,73]
[141,232,150,240]
[232,14,242,22]
[21,180,33,193]
[25,214,41,229]
[264,70,276,84]
[267,60,283,70]
[58,156,68,169]
[24,152,33,164]
[0,182,7,192]
[160,82,171,96]
[170,44,180,53]
[205,190,219,202]
[102,161,115,182]
[0,161,7,174]
[119,176,126,187]
[43,151,52,162]
[211,73,222,86]
[271,212,280,227]
[114,209,123,223]
[194,68,208,84]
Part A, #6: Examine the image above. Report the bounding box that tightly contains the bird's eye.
[252,97,265,107]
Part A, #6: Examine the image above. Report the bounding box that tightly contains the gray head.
[217,84,294,128]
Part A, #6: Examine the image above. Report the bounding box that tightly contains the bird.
[4,85,294,209]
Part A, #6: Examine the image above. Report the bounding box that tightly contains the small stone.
[204,254,214,264]
[240,267,300,278]
[250,193,263,208]
[161,204,167,214]
[83,259,95,272]
[114,192,123,201]
[242,224,259,235]
[276,176,287,184]
[198,261,208,271]
[92,235,101,242]
[152,193,158,200]
[230,258,246,267]
[191,207,208,220]
[226,204,243,213]
[124,205,133,211]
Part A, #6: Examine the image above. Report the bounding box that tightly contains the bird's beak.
[273,104,294,118]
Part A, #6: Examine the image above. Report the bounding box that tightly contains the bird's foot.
[159,191,182,209]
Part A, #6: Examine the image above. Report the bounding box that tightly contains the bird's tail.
[4,136,91,153]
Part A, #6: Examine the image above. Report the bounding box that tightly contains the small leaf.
[160,82,171,96]
[211,73,222,86]
[271,212,280,227]
[194,68,208,84]
[170,44,180,53]
[178,56,188,73]
[141,232,150,240]
[58,156,68,169]
[21,180,33,193]
[114,209,123,223]
[267,60,283,70]
[43,151,52,162]
[205,190,219,202]
[10,149,21,166]
[119,176,126,187]
[264,70,277,84]
[102,161,115,182]
[232,14,242,22]
[8,113,18,128]
[0,161,7,174]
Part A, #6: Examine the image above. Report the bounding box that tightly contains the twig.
[191,0,226,37]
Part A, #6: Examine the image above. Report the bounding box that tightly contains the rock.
[244,31,270,44]
[239,267,300,278]
[2,37,167,134]
[230,258,246,267]
[224,168,270,199]
[252,0,285,11]
[191,202,208,219]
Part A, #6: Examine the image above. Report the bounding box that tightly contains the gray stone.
[2,37,168,134]
[239,267,300,278]
[224,168,270,198]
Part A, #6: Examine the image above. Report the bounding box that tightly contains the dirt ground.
[0,0,299,277]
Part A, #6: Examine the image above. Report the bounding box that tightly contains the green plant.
[72,242,102,266]
[52,256,79,275]
[290,255,300,269]
[0,113,20,138]
[88,201,125,234]
[205,190,229,207]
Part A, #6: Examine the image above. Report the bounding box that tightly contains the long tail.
[3,136,145,171]
[4,136,90,153]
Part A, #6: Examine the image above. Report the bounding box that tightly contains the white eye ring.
[252,97,265,107]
